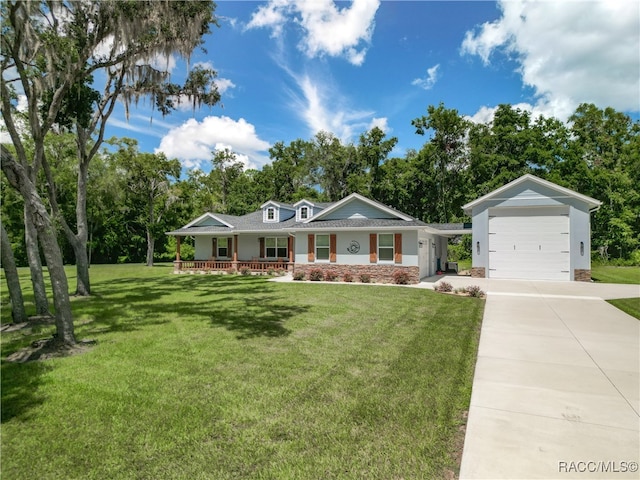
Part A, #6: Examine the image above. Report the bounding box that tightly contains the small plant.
[359,273,371,284]
[393,270,411,285]
[324,270,338,282]
[226,267,236,275]
[465,285,484,298]
[435,281,453,293]
[293,271,306,281]
[309,269,324,281]
[240,266,252,276]
[276,268,285,276]
[343,272,353,283]
[267,267,276,276]
[453,287,465,294]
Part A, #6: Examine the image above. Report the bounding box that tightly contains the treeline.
[2,102,639,267]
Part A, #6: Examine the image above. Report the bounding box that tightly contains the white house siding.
[194,236,213,260]
[294,230,419,266]
[195,234,288,260]
[418,231,447,278]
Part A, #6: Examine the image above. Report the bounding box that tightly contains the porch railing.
[174,260,291,273]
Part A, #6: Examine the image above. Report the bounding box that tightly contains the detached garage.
[463,175,601,282]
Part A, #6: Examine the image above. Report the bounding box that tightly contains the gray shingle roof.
[289,218,428,229]
[166,197,465,236]
[166,210,301,235]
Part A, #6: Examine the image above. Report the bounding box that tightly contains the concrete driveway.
[432,277,639,479]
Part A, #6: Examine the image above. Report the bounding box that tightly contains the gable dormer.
[261,201,295,223]
[294,199,315,222]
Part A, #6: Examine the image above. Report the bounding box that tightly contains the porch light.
[476,241,480,255]
[580,241,584,256]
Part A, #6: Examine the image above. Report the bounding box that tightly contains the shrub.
[324,270,339,282]
[359,273,371,284]
[309,269,324,281]
[240,266,252,276]
[465,285,484,298]
[293,271,305,281]
[393,270,411,285]
[435,281,453,293]
[343,272,353,283]
[226,267,236,275]
[276,268,285,276]
[267,267,276,276]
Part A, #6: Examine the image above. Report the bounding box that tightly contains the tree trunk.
[73,156,91,295]
[70,235,91,296]
[38,218,77,346]
[146,228,155,267]
[2,148,76,346]
[1,222,28,323]
[23,203,51,316]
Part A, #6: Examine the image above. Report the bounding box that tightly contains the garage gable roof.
[462,174,602,214]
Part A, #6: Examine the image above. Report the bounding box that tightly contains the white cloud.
[411,64,440,91]
[464,102,552,125]
[246,0,289,37]
[368,117,389,132]
[289,72,379,141]
[155,116,271,169]
[193,61,236,96]
[247,0,380,66]
[107,117,167,137]
[214,78,236,95]
[462,0,640,120]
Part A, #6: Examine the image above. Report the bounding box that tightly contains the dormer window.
[267,207,275,221]
[300,206,309,220]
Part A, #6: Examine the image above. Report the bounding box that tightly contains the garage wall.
[570,205,592,276]
[469,180,595,280]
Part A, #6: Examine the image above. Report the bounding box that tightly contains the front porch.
[173,259,292,274]
[173,234,294,274]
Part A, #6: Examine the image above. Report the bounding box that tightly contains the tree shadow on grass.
[208,296,309,339]
[1,360,51,422]
[72,275,295,340]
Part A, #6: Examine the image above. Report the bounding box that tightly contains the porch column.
[288,236,294,263]
[176,236,181,261]
[233,234,238,262]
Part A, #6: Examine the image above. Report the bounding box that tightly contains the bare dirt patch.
[5,337,96,363]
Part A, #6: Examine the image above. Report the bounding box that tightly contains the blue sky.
[104,0,640,172]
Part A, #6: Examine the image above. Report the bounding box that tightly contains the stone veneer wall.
[574,269,591,282]
[294,264,420,284]
[471,267,486,278]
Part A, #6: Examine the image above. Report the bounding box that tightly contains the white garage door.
[488,209,570,281]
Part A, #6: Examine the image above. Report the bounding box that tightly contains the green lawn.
[591,265,640,284]
[607,297,640,320]
[1,264,484,479]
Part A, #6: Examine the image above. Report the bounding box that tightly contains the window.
[265,237,288,258]
[378,233,394,262]
[218,237,229,258]
[300,206,308,220]
[266,207,275,221]
[316,234,330,261]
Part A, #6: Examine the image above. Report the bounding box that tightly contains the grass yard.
[607,297,640,320]
[1,264,484,479]
[591,265,640,284]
